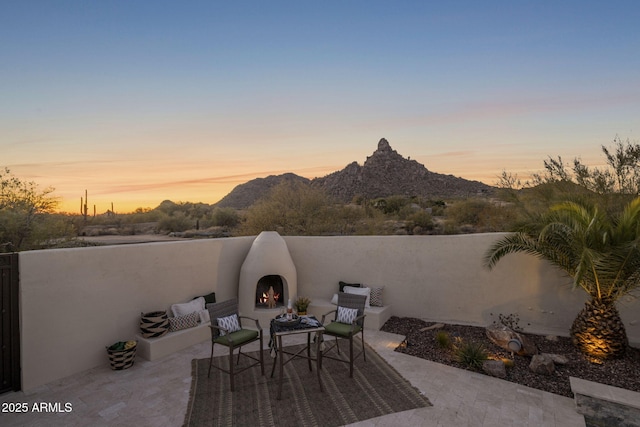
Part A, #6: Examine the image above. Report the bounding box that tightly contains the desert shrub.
[123,208,165,223]
[407,210,434,231]
[156,211,193,232]
[373,195,410,215]
[453,338,488,370]
[207,207,240,228]
[429,200,447,216]
[352,215,390,235]
[239,181,336,235]
[444,199,519,233]
[435,330,451,349]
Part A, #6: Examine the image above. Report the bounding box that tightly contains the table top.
[270,315,325,336]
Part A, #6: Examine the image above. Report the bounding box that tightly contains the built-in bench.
[307,301,392,331]
[136,298,392,361]
[136,323,210,361]
[570,376,640,427]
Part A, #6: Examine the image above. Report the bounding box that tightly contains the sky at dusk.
[2,1,640,213]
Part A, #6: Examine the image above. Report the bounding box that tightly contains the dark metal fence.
[0,253,20,393]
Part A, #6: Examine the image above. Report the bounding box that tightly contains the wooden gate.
[0,253,20,393]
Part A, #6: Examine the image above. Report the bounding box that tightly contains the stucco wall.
[18,237,254,390]
[17,233,639,391]
[285,234,639,343]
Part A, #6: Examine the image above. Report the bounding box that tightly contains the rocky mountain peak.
[214,138,495,208]
[313,138,494,202]
[377,138,392,152]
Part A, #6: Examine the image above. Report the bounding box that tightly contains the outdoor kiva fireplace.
[238,231,297,327]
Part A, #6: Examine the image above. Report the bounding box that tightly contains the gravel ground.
[381,316,640,398]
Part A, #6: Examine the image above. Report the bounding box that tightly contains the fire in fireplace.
[255,275,285,308]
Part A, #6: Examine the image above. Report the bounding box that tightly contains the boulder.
[482,360,507,379]
[544,353,569,365]
[529,354,555,375]
[485,324,538,356]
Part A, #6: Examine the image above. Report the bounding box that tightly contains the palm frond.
[484,196,640,302]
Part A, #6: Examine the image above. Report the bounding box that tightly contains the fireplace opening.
[255,275,285,309]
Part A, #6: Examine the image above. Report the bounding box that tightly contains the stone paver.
[0,331,585,426]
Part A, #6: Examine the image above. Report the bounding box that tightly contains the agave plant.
[484,197,640,359]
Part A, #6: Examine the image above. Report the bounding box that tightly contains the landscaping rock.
[482,360,507,379]
[545,353,569,365]
[419,323,445,332]
[530,354,555,375]
[485,324,539,356]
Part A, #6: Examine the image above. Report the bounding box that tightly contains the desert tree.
[0,168,65,251]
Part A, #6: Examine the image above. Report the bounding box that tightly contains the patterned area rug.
[184,342,431,426]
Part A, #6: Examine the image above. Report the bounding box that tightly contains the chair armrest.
[321,309,337,324]
[239,315,262,333]
[351,313,366,332]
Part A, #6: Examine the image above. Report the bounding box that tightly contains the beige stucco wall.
[285,234,639,343]
[18,237,254,391]
[17,233,639,391]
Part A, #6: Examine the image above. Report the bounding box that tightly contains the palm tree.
[484,197,640,359]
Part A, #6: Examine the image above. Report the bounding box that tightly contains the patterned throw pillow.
[337,306,359,324]
[370,286,384,307]
[169,311,200,332]
[217,314,241,336]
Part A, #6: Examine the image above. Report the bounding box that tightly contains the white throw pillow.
[198,309,210,324]
[343,286,371,308]
[171,297,205,317]
[217,314,241,336]
[330,293,339,305]
[337,306,359,324]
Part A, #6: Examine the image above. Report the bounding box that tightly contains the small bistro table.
[269,315,325,400]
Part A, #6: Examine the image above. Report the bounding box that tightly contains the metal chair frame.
[207,298,264,391]
[321,293,367,377]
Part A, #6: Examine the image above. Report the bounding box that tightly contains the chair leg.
[208,341,215,378]
[349,337,354,377]
[259,334,264,375]
[362,331,366,362]
[335,336,340,354]
[229,346,235,392]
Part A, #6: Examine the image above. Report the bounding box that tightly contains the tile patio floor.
[1,330,585,427]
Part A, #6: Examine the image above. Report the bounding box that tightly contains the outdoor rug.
[184,342,431,426]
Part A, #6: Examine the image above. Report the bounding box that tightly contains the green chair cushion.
[214,328,259,346]
[324,321,361,337]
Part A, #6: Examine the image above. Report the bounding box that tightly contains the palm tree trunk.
[570,297,628,360]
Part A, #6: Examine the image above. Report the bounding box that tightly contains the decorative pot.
[140,311,169,338]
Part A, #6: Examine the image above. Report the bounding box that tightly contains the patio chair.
[207,298,264,391]
[321,293,367,377]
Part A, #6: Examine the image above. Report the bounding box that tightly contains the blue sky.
[2,1,639,212]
